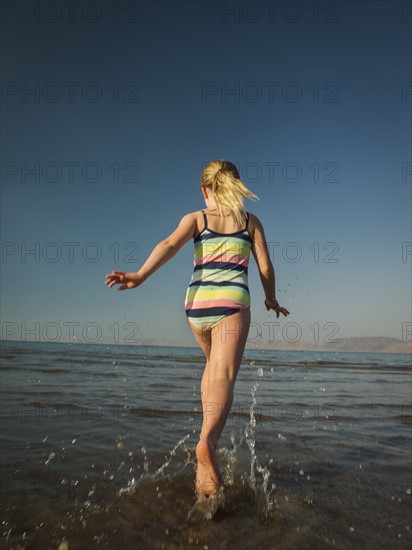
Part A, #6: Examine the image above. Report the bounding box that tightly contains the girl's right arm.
[105,212,198,291]
[249,214,289,318]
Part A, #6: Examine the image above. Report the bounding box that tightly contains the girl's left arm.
[105,213,196,290]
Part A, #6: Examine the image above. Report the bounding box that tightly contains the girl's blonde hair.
[200,160,259,226]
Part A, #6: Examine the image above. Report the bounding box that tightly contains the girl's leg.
[189,308,250,496]
[188,322,212,417]
[188,323,216,495]
[200,308,250,448]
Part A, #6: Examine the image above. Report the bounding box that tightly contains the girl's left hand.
[265,298,290,318]
[105,270,144,291]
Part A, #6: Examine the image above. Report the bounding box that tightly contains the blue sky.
[1,0,411,346]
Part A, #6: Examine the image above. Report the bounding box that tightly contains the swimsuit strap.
[201,209,208,231]
[201,210,249,233]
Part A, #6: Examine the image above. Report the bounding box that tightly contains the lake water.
[1,341,411,549]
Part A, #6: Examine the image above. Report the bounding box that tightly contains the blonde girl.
[105,160,289,498]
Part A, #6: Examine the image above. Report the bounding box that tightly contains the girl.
[105,160,289,498]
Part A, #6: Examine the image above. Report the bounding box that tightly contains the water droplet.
[257,367,263,377]
[44,451,55,465]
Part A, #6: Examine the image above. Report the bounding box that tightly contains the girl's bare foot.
[195,438,221,497]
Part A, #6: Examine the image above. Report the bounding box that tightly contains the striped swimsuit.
[184,211,252,330]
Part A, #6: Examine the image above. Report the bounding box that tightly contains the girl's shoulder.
[181,210,207,239]
[185,210,206,223]
[180,210,205,222]
[246,212,266,241]
[246,211,260,228]
[247,211,260,222]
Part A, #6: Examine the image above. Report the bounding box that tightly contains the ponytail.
[200,160,259,226]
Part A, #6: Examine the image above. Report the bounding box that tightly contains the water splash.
[141,445,149,474]
[244,382,274,517]
[187,487,225,521]
[218,438,239,489]
[152,434,190,479]
[118,434,190,497]
[118,381,277,519]
[187,381,278,521]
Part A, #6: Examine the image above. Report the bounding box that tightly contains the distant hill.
[247,336,412,354]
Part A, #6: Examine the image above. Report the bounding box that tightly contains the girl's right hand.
[265,298,290,318]
[105,270,144,291]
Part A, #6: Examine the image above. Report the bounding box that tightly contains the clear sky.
[1,0,411,346]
